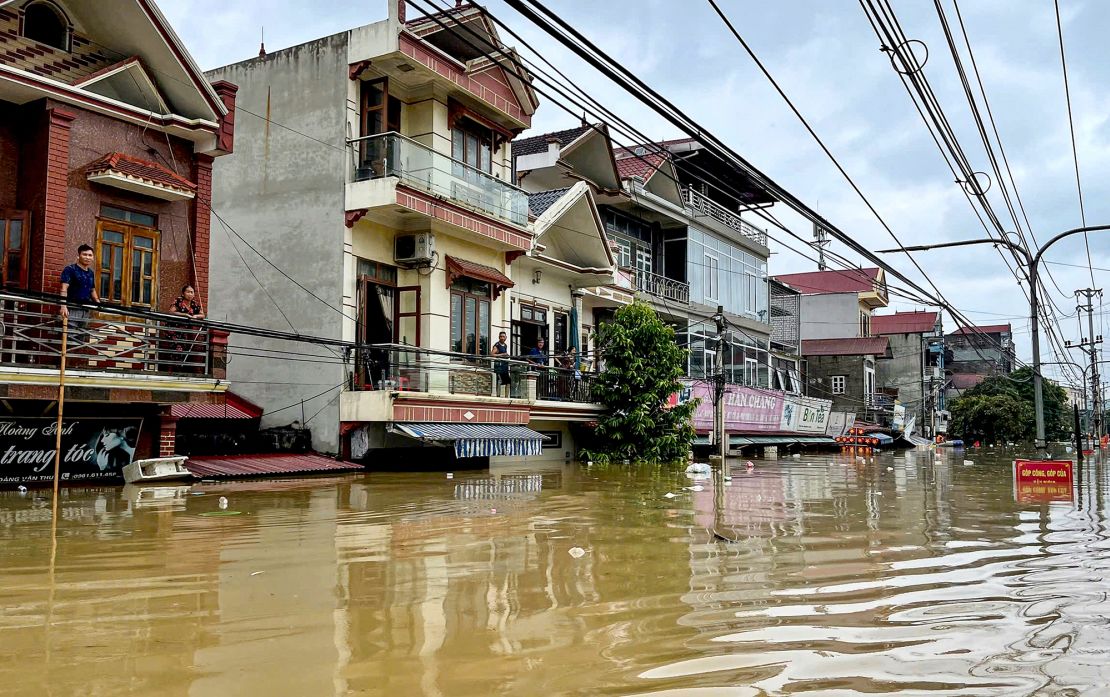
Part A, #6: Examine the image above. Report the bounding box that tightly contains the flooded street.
[2,449,1108,696]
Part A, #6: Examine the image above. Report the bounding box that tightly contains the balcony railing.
[347,132,529,227]
[355,343,597,403]
[0,296,213,376]
[682,188,768,246]
[633,268,690,304]
[866,393,896,409]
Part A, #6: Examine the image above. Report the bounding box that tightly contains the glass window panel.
[142,279,152,304]
[365,82,384,108]
[103,230,125,243]
[8,220,21,248]
[131,253,141,301]
[452,129,464,161]
[480,140,491,173]
[465,133,478,167]
[465,296,477,355]
[134,236,154,249]
[479,300,490,355]
[450,294,463,352]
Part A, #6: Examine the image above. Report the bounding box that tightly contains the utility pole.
[1070,288,1103,441]
[813,223,829,271]
[713,305,727,462]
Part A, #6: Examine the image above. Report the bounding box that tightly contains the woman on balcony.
[167,285,205,372]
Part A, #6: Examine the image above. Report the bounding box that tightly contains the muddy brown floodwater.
[0,448,1107,696]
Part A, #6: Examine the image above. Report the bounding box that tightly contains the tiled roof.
[802,336,890,357]
[614,151,668,181]
[169,402,257,419]
[772,268,882,295]
[86,152,197,193]
[183,453,360,478]
[949,373,988,389]
[949,323,1011,336]
[513,125,592,157]
[445,256,514,298]
[872,311,938,335]
[528,187,570,217]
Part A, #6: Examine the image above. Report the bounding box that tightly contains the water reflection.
[0,453,1108,695]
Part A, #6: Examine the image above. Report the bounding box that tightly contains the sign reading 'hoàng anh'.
[1013,459,1074,503]
[0,418,144,485]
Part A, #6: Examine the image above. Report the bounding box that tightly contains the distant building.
[800,336,891,421]
[772,267,889,340]
[871,310,941,435]
[945,323,1014,388]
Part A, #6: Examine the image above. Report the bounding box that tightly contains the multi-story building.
[0,0,236,482]
[946,323,1014,379]
[800,337,891,420]
[772,267,889,340]
[209,1,625,462]
[871,310,941,435]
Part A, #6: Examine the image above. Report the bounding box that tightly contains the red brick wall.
[43,100,201,307]
[0,8,116,84]
[191,154,212,309]
[41,106,74,295]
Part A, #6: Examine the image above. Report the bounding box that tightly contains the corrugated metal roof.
[184,453,360,478]
[772,268,882,295]
[872,311,938,335]
[528,187,570,217]
[802,336,890,356]
[949,324,1011,336]
[170,402,257,419]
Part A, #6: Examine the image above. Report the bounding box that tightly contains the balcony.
[347,132,528,228]
[633,269,690,304]
[354,344,596,401]
[683,188,768,247]
[0,295,226,390]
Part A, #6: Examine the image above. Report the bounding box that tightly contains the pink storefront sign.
[688,383,784,433]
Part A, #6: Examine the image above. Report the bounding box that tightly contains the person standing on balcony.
[527,337,548,366]
[168,284,205,371]
[491,331,511,397]
[59,244,99,331]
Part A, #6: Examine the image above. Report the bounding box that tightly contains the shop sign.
[690,384,783,432]
[1013,459,1074,503]
[0,418,144,485]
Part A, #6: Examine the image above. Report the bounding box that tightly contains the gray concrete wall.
[205,33,351,454]
[877,333,925,430]
[805,354,869,415]
[799,293,861,340]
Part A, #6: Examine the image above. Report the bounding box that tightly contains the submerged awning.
[392,423,545,458]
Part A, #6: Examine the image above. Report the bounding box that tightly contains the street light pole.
[879,224,1110,453]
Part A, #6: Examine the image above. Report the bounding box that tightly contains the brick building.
[0,0,236,483]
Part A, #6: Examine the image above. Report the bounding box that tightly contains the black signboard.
[0,418,144,485]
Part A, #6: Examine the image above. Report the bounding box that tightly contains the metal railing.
[347,132,529,227]
[682,188,768,246]
[354,343,598,403]
[866,393,896,409]
[633,268,690,304]
[0,296,211,375]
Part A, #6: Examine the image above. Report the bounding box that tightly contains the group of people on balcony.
[489,333,590,400]
[57,244,206,372]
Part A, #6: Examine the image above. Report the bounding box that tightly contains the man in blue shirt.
[527,337,548,366]
[60,244,99,330]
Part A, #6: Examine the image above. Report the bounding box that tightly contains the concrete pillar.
[524,371,538,402]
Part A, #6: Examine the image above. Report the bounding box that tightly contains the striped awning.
[391,423,545,458]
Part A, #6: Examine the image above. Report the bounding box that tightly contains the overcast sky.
[160,0,1110,383]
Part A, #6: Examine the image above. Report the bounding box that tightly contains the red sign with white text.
[1013,459,1074,503]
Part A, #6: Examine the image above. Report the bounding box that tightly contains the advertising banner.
[892,403,906,431]
[1012,459,1074,503]
[781,395,832,434]
[0,418,144,485]
[690,383,783,433]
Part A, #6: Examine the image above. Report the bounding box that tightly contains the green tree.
[948,367,1070,442]
[582,301,696,464]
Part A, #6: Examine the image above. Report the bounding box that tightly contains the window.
[615,239,632,269]
[704,253,719,301]
[450,277,491,356]
[96,207,159,308]
[860,311,871,337]
[553,311,568,356]
[744,357,758,386]
[0,210,29,288]
[635,246,653,277]
[452,121,493,173]
[864,366,875,398]
[831,375,846,395]
[21,1,69,51]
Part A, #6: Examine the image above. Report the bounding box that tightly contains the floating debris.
[568,547,586,558]
[218,496,228,510]
[663,492,677,499]
[446,473,454,479]
[685,462,712,475]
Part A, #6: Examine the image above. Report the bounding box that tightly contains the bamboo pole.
[52,319,68,510]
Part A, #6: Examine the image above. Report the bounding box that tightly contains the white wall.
[799,293,865,340]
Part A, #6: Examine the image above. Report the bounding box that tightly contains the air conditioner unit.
[394,232,435,266]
